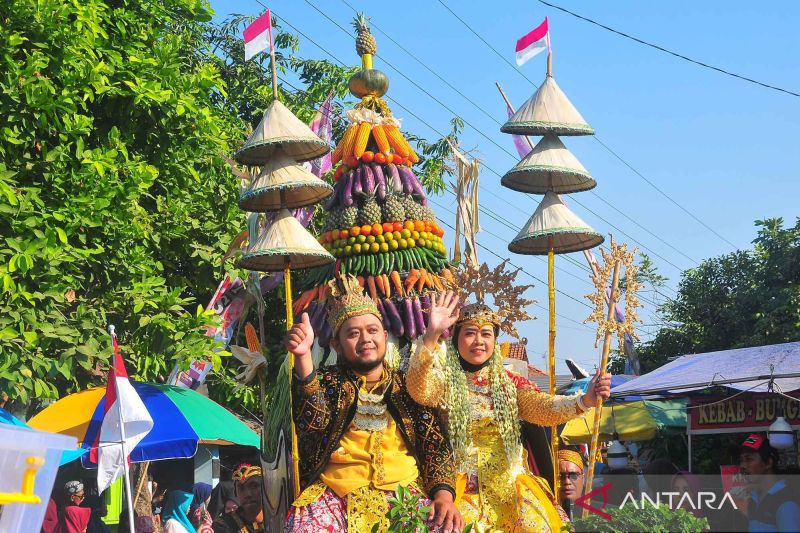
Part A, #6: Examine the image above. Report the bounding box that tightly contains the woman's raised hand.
[423,291,460,351]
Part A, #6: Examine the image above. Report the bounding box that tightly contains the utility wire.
[536,0,800,99]
[291,2,683,295]
[272,11,678,307]
[435,0,740,250]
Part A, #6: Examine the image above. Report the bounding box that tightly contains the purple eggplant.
[372,163,387,200]
[386,163,402,193]
[352,166,364,198]
[420,295,431,328]
[376,298,391,332]
[310,300,327,333]
[343,171,355,206]
[318,316,332,348]
[383,298,404,337]
[412,296,425,336]
[362,164,375,194]
[403,297,416,339]
[398,165,413,194]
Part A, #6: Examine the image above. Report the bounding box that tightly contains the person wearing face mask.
[284,275,463,533]
[406,293,612,532]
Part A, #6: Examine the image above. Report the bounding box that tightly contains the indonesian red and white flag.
[516,17,550,66]
[93,331,153,493]
[244,10,273,61]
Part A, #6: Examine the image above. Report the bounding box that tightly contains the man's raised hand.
[285,312,315,359]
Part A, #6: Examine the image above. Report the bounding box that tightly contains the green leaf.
[55,227,68,243]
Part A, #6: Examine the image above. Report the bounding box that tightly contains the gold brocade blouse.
[319,374,420,497]
[407,342,586,426]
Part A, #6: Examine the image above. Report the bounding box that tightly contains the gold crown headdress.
[456,302,501,330]
[451,260,535,339]
[232,463,262,482]
[326,275,381,334]
[557,450,585,471]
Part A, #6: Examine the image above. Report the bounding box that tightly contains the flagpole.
[108,325,137,533]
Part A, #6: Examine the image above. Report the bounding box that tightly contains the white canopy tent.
[610,341,800,398]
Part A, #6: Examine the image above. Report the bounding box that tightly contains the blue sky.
[211,0,800,373]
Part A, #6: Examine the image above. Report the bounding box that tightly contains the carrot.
[405,269,421,291]
[357,275,365,288]
[367,276,378,301]
[382,273,392,298]
[376,274,387,297]
[432,274,444,291]
[416,269,427,293]
[390,271,405,297]
[440,268,455,284]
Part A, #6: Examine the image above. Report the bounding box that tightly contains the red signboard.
[689,391,800,434]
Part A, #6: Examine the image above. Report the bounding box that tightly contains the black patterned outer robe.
[291,365,457,498]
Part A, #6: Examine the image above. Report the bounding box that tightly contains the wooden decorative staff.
[581,238,641,515]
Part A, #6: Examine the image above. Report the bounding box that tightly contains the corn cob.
[339,125,359,162]
[371,124,391,154]
[331,136,345,165]
[353,122,371,158]
[245,322,261,353]
[385,125,410,157]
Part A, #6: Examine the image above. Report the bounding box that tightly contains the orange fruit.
[339,229,349,240]
[382,222,393,234]
[361,224,372,236]
[372,223,383,235]
[404,220,415,231]
[414,220,424,232]
[361,151,374,163]
[393,222,403,232]
[374,153,387,164]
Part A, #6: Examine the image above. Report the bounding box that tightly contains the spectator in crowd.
[161,489,195,533]
[190,482,213,532]
[738,433,800,532]
[56,481,91,533]
[213,464,264,533]
[558,449,586,518]
[207,481,238,520]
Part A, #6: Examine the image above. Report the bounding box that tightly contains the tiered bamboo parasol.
[499,55,602,503]
[233,35,334,500]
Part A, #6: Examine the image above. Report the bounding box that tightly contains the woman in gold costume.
[407,292,611,532]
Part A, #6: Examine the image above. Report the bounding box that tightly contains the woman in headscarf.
[189,482,213,532]
[207,480,238,519]
[406,293,611,532]
[55,481,91,533]
[160,489,194,533]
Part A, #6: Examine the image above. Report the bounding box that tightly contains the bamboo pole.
[547,239,559,502]
[283,260,301,500]
[582,256,623,517]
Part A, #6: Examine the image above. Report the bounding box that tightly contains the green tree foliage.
[0,0,458,417]
[634,218,800,372]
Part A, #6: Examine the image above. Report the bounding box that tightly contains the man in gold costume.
[284,276,464,532]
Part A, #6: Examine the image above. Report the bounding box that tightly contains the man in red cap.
[738,433,799,532]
